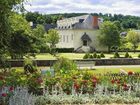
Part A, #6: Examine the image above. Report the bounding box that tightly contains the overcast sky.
[24,0,140,16]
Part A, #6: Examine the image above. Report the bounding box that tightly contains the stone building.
[56,14,107,52]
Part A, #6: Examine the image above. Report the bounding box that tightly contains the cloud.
[24,0,140,16]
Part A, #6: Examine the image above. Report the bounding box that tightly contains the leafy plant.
[124,52,129,58]
[100,52,105,58]
[83,53,90,59]
[114,52,120,58]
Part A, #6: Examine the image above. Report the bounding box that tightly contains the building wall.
[56,29,74,48]
[56,29,108,52]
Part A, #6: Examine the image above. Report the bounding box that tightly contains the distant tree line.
[25,12,140,29]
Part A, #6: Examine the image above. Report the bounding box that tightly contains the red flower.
[92,79,97,83]
[128,71,133,75]
[82,80,87,84]
[116,80,120,84]
[2,93,7,97]
[0,76,4,80]
[36,77,43,84]
[123,83,127,87]
[74,83,80,90]
[9,86,14,92]
[111,80,115,84]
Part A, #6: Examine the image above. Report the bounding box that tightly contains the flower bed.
[0,67,140,105]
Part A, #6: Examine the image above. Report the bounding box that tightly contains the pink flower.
[9,86,14,92]
[2,93,7,97]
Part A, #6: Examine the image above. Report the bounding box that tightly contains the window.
[63,35,65,42]
[71,34,73,40]
[67,36,68,43]
[83,40,88,46]
[59,35,62,42]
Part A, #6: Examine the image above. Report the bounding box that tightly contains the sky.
[24,0,140,16]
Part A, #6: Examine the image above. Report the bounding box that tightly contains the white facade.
[56,14,107,52]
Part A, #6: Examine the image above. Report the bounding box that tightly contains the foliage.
[100,52,105,58]
[25,12,140,30]
[46,29,59,56]
[126,30,140,53]
[32,24,48,53]
[93,52,97,58]
[53,57,77,75]
[138,54,140,58]
[114,52,120,58]
[83,53,90,59]
[9,87,36,105]
[98,21,120,52]
[56,48,74,53]
[24,57,37,75]
[9,13,32,35]
[0,0,25,54]
[97,55,101,59]
[9,30,35,59]
[124,52,129,58]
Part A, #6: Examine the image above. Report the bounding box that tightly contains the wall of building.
[73,29,107,51]
[56,29,74,48]
[56,29,108,52]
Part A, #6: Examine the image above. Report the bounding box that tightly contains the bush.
[100,52,105,58]
[138,54,140,58]
[83,53,90,59]
[114,52,120,58]
[53,57,77,74]
[56,48,74,53]
[125,52,129,58]
[97,55,101,59]
[93,52,97,58]
[89,55,93,59]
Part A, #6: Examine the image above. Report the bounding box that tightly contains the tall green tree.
[98,21,120,52]
[46,29,59,56]
[32,25,48,53]
[0,0,25,53]
[9,30,35,59]
[126,30,140,53]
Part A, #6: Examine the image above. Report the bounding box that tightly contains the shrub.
[24,57,37,75]
[89,55,93,59]
[100,52,105,58]
[93,52,97,58]
[114,52,120,58]
[125,52,129,58]
[138,54,140,58]
[53,57,77,74]
[56,48,74,53]
[83,53,90,59]
[129,55,132,58]
[97,55,101,59]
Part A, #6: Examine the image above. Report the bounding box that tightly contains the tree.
[126,30,140,53]
[0,0,25,53]
[9,30,34,59]
[98,21,120,52]
[32,25,48,53]
[46,29,59,56]
[9,13,32,34]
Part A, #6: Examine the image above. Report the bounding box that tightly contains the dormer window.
[79,19,84,23]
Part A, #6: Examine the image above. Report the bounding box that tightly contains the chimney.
[93,16,99,29]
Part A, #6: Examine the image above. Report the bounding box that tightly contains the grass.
[35,52,140,60]
[87,66,140,74]
[13,66,140,74]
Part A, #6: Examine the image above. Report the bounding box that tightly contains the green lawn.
[14,66,140,74]
[87,66,140,74]
[35,52,140,60]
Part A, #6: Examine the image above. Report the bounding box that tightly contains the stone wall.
[8,58,140,67]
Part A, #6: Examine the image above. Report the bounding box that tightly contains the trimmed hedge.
[56,48,74,53]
